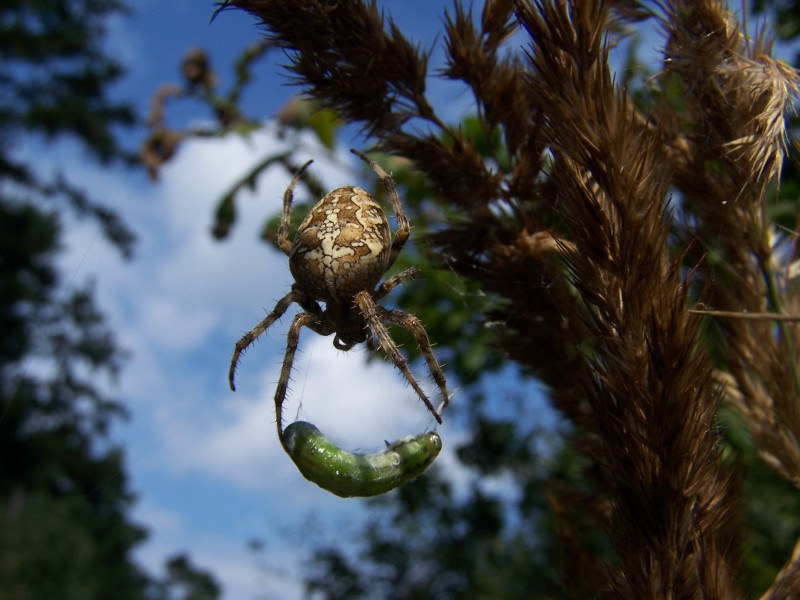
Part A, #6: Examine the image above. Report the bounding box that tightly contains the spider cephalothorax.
[229,149,449,448]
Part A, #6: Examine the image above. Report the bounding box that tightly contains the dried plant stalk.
[213,0,800,596]
[517,2,737,596]
[657,11,800,596]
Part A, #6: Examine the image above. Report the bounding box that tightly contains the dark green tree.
[0,1,219,598]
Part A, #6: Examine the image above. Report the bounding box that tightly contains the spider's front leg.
[275,311,328,451]
[384,308,450,417]
[228,288,319,391]
[354,291,445,424]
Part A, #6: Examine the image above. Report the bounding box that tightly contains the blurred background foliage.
[0,0,219,597]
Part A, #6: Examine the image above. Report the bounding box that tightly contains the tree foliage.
[152,0,800,597]
[0,1,220,598]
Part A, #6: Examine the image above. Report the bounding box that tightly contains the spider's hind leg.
[374,266,420,301]
[350,149,409,269]
[277,159,314,255]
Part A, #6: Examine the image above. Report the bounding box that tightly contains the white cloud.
[159,333,444,488]
[42,118,466,600]
[139,295,218,352]
[134,501,185,536]
[132,505,307,600]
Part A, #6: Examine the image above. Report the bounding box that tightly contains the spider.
[228,149,450,447]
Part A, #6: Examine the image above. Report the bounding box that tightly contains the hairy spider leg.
[356,267,420,353]
[354,290,444,424]
[277,159,314,255]
[275,311,326,451]
[373,266,420,301]
[372,267,449,415]
[350,149,409,269]
[228,288,321,391]
[384,308,450,417]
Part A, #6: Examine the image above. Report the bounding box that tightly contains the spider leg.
[228,288,318,391]
[351,149,409,269]
[374,266,420,301]
[277,159,314,255]
[333,336,356,351]
[383,308,450,417]
[275,311,319,452]
[354,291,444,424]
[368,267,419,351]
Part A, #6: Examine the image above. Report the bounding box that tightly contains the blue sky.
[42,1,511,598]
[30,1,736,598]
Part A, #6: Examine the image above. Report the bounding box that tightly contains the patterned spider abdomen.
[289,185,391,302]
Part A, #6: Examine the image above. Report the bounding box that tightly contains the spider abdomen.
[289,185,391,302]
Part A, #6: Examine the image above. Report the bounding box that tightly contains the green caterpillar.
[281,421,442,498]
